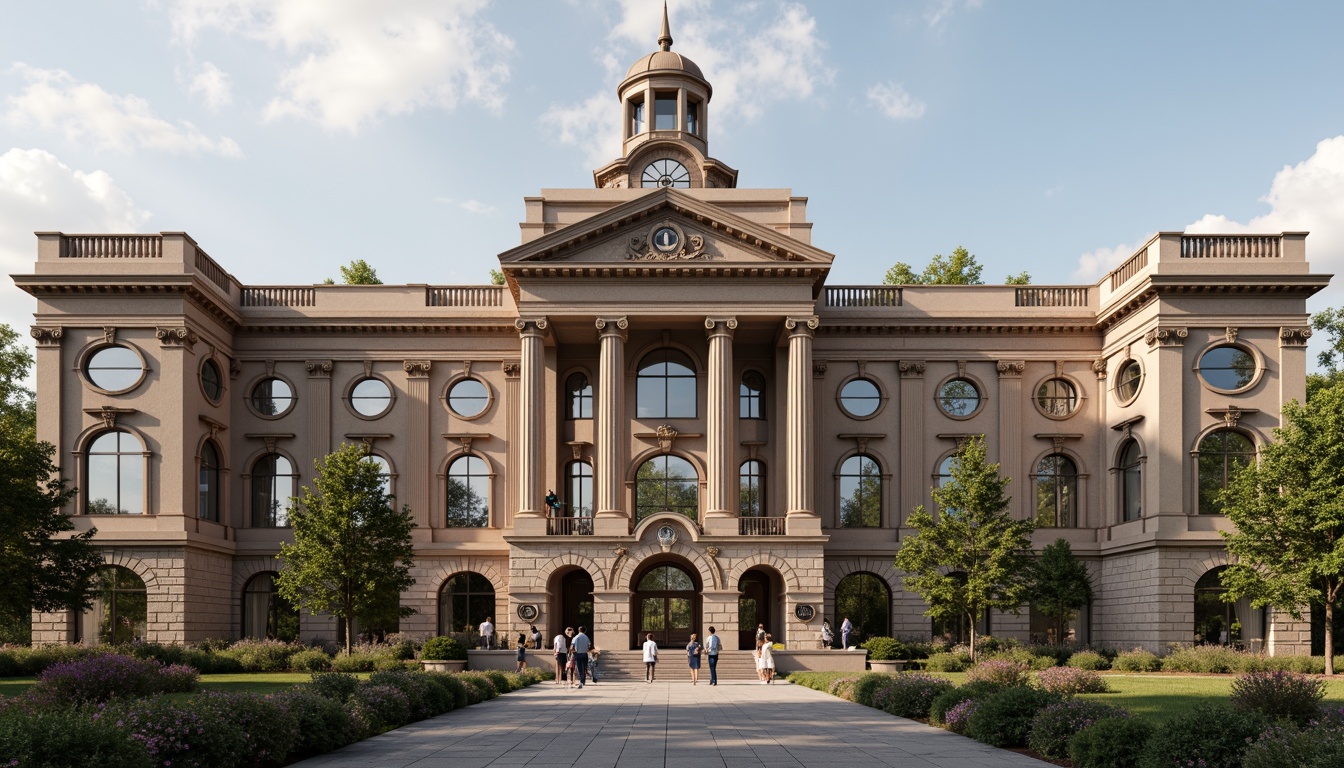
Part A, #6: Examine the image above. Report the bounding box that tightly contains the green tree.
[894,436,1034,661]
[1218,382,1344,674]
[334,259,382,285]
[1004,271,1032,285]
[276,442,416,654]
[1025,539,1092,644]
[883,246,984,285]
[444,477,488,528]
[489,269,505,286]
[1308,307,1344,400]
[0,324,101,643]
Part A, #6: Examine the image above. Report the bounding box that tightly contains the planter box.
[868,660,907,673]
[772,649,868,674]
[420,659,468,672]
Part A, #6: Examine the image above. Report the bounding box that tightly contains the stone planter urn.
[868,660,906,673]
[421,659,468,672]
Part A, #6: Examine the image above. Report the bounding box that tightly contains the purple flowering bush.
[1036,665,1110,696]
[826,676,861,701]
[944,699,978,734]
[1229,669,1325,725]
[273,689,357,758]
[97,696,246,768]
[1028,699,1129,759]
[1242,720,1344,768]
[0,706,153,768]
[34,653,199,704]
[965,659,1031,688]
[1137,702,1267,768]
[347,683,411,736]
[866,673,955,719]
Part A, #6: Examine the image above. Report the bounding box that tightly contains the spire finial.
[658,1,673,51]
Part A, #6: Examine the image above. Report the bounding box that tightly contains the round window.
[839,378,881,418]
[1199,346,1256,392]
[1115,360,1143,404]
[937,378,981,417]
[85,346,143,392]
[201,359,223,403]
[250,378,294,417]
[1035,378,1078,418]
[350,378,393,417]
[448,378,490,418]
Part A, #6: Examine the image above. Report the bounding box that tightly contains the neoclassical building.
[18,14,1330,654]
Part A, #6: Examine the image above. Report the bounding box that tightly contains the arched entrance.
[631,560,700,649]
[738,568,784,650]
[561,569,594,646]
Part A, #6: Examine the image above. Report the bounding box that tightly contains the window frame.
[934,375,985,420]
[1033,376,1082,420]
[438,571,496,637]
[198,439,222,522]
[635,453,700,522]
[1113,359,1143,405]
[250,452,297,528]
[837,376,885,420]
[1032,453,1079,528]
[81,343,148,395]
[837,454,882,528]
[739,370,766,419]
[636,348,698,420]
[1196,429,1256,515]
[1118,439,1143,522]
[739,459,765,517]
[345,374,396,420]
[446,376,493,420]
[445,454,491,528]
[247,375,297,419]
[85,429,146,516]
[1195,343,1263,395]
[565,372,594,420]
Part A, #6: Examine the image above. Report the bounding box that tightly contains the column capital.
[1144,326,1188,348]
[402,360,432,379]
[898,361,926,379]
[306,360,333,379]
[515,317,549,336]
[704,316,738,338]
[595,316,629,339]
[1279,326,1313,347]
[784,315,819,336]
[996,360,1025,378]
[30,326,64,347]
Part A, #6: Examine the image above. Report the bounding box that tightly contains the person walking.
[565,645,578,689]
[821,619,833,650]
[755,623,766,647]
[754,637,765,683]
[588,644,601,683]
[552,627,569,683]
[515,632,528,672]
[705,626,721,685]
[841,616,853,650]
[572,626,591,688]
[686,633,702,685]
[479,616,495,650]
[642,633,659,683]
[760,633,776,683]
[530,625,543,652]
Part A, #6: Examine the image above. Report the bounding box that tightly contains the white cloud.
[925,0,984,28]
[866,82,926,121]
[4,64,242,156]
[189,62,233,111]
[166,0,514,133]
[1072,240,1147,283]
[0,148,151,383]
[546,1,834,160]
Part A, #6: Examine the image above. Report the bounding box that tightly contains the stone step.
[585,650,772,681]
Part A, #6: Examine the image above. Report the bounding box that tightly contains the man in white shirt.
[642,633,659,683]
[478,617,495,649]
[705,626,722,686]
[571,626,591,688]
[552,628,569,683]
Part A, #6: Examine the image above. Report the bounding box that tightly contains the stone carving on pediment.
[156,326,198,350]
[627,219,707,261]
[30,326,63,347]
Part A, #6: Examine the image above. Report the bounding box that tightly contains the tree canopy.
[1026,539,1093,645]
[331,259,383,285]
[1218,381,1344,674]
[882,247,1032,286]
[894,435,1034,661]
[276,442,416,653]
[489,269,505,286]
[1308,307,1344,399]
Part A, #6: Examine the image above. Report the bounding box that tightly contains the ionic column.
[705,317,738,519]
[515,318,548,518]
[785,316,819,518]
[595,317,628,521]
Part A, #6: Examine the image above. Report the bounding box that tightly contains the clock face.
[652,226,680,252]
[642,159,691,189]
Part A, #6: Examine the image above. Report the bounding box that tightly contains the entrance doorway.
[631,562,700,649]
[738,570,774,650]
[559,570,594,647]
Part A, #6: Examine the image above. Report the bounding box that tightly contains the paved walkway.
[293,679,1051,768]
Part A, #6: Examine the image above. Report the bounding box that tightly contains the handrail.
[193,248,232,291]
[60,235,162,258]
[1108,248,1149,291]
[546,516,594,536]
[241,286,316,307]
[824,286,902,308]
[739,517,787,536]
[427,285,505,307]
[1014,286,1089,307]
[1180,235,1280,259]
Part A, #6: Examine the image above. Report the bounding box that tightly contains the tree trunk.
[968,612,977,664]
[1328,599,1335,676]
[345,614,353,656]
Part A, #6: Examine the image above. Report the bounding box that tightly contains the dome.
[625,50,705,82]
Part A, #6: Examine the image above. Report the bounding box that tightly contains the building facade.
[18,16,1329,654]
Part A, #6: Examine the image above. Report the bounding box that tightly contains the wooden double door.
[632,563,700,649]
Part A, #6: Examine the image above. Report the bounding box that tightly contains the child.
[588,644,601,683]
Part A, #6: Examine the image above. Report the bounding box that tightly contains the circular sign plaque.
[517,604,539,622]
[794,604,816,622]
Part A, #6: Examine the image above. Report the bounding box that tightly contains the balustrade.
[241,286,316,307]
[739,517,786,536]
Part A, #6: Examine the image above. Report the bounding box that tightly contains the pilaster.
[785,316,820,535]
[403,360,432,532]
[515,319,549,522]
[996,360,1025,519]
[898,361,926,527]
[1145,327,1187,526]
[704,317,737,534]
[305,361,332,475]
[595,317,629,536]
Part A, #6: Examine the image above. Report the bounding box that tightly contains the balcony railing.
[426,285,505,307]
[193,248,233,291]
[739,517,786,536]
[242,286,316,307]
[1180,234,1281,259]
[546,515,593,536]
[825,286,902,308]
[59,234,163,259]
[1108,247,1149,291]
[1014,286,1089,307]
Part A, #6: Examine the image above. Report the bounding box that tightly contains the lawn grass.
[0,672,327,698]
[1079,673,1344,723]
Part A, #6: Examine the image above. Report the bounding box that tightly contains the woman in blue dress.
[686,633,702,685]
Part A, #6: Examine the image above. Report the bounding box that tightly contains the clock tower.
[593,2,739,189]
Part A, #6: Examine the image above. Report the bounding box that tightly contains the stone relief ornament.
[402,360,432,378]
[156,326,198,349]
[306,360,332,377]
[899,361,927,378]
[626,220,706,261]
[29,326,63,347]
[655,425,678,453]
[657,524,677,549]
[1144,327,1188,348]
[1092,357,1108,380]
[1279,327,1312,346]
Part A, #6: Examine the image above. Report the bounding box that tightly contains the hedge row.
[0,666,553,768]
[0,639,432,677]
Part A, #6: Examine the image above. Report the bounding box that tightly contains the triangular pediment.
[497,188,834,268]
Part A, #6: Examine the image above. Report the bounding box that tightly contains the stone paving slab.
[292,680,1051,768]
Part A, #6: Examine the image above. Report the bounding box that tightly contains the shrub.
[34,653,198,704]
[101,695,246,768]
[967,686,1061,747]
[481,669,515,693]
[0,643,93,676]
[373,655,416,672]
[869,673,955,719]
[1066,650,1110,670]
[0,706,153,768]
[1137,703,1266,768]
[965,659,1031,688]
[287,647,331,672]
[199,692,299,767]
[1242,722,1344,768]
[929,681,1008,725]
[218,638,303,673]
[1229,669,1325,725]
[851,673,895,707]
[862,637,907,661]
[426,672,469,709]
[1111,648,1161,672]
[123,641,186,666]
[180,647,243,674]
[458,672,499,702]
[421,636,468,661]
[347,684,412,736]
[330,652,378,673]
[1036,665,1110,696]
[896,636,946,660]
[1161,644,1243,674]
[827,676,861,702]
[310,671,360,702]
[369,670,450,719]
[984,647,1054,671]
[273,689,356,758]
[923,650,971,673]
[944,699,978,734]
[1028,699,1129,759]
[1070,717,1154,768]
[1027,644,1075,667]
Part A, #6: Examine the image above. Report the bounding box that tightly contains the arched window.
[438,572,495,637]
[740,371,765,419]
[1034,454,1078,528]
[242,572,299,641]
[1118,440,1142,522]
[1195,566,1265,648]
[839,455,881,528]
[566,373,593,419]
[86,431,144,515]
[636,455,699,522]
[446,455,490,527]
[199,441,222,522]
[78,566,146,644]
[932,572,991,644]
[637,349,696,419]
[1198,430,1254,515]
[252,454,296,527]
[739,460,764,517]
[366,454,393,498]
[567,461,593,517]
[834,573,890,645]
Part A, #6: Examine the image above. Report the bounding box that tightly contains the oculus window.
[446,455,490,527]
[350,377,393,418]
[85,346,143,393]
[1036,378,1078,417]
[250,378,294,417]
[1115,360,1142,404]
[637,349,697,419]
[937,378,980,417]
[839,378,881,418]
[201,359,224,403]
[449,378,490,419]
[1199,346,1257,392]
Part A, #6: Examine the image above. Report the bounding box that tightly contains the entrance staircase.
[589,650,765,682]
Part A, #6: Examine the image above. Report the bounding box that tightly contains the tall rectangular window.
[630,99,645,135]
[654,93,677,130]
[686,100,700,134]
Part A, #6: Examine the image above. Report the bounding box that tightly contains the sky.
[2,0,1343,370]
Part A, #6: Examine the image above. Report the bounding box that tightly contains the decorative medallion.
[794,604,816,622]
[657,524,677,547]
[627,220,706,261]
[517,604,539,622]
